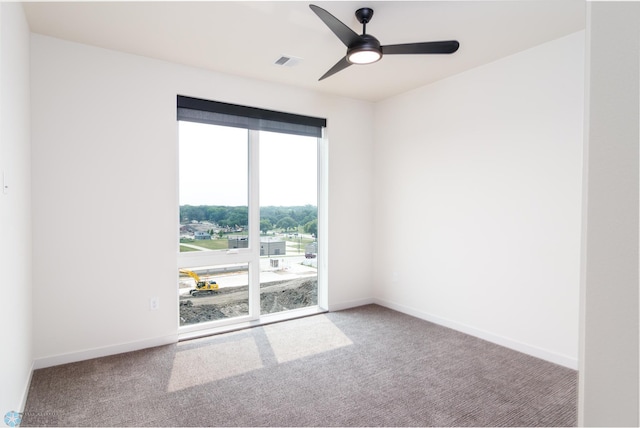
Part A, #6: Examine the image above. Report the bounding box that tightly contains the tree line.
[180,205,318,235]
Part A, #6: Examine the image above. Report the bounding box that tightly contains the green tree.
[276,216,297,231]
[207,206,227,224]
[304,219,317,237]
[260,219,273,234]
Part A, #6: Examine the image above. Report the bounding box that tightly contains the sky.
[179,121,318,207]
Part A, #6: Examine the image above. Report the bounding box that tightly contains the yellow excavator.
[179,269,219,297]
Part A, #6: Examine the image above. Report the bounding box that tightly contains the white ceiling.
[23,1,586,102]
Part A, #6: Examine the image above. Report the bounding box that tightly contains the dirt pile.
[179,277,317,325]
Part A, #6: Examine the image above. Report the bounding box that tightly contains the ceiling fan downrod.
[355,7,374,34]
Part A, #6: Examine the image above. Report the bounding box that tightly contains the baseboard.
[374,297,579,370]
[17,360,34,412]
[327,297,375,312]
[33,334,178,369]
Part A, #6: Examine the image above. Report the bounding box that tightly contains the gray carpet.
[22,305,577,426]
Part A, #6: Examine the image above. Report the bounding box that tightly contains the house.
[193,231,210,240]
[2,2,639,425]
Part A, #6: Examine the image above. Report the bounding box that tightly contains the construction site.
[179,277,317,324]
[178,258,318,325]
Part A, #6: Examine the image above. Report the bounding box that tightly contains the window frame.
[177,96,327,336]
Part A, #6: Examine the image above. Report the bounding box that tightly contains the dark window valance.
[177,95,326,138]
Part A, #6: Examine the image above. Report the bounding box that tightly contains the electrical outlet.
[149,297,159,311]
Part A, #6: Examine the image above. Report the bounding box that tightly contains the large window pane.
[179,121,248,252]
[259,131,318,315]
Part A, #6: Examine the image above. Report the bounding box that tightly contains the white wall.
[0,3,33,412]
[373,32,585,368]
[579,3,639,426]
[30,34,374,366]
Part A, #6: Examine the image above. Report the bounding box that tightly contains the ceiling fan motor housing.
[347,34,382,64]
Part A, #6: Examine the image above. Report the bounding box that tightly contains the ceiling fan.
[309,4,460,81]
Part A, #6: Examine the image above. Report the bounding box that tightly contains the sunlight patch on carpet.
[167,334,263,392]
[264,314,353,363]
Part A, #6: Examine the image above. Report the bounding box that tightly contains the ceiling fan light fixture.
[347,49,382,64]
[347,34,382,65]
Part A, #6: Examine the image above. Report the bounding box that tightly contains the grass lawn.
[180,239,230,251]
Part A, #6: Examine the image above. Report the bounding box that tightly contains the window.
[179,122,248,252]
[177,95,326,333]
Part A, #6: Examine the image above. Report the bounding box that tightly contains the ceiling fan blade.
[319,56,351,81]
[382,40,460,55]
[310,4,361,48]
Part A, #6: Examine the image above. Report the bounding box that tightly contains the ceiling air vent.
[274,55,302,67]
